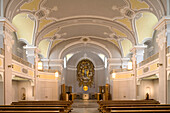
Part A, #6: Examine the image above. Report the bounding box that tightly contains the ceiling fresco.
[4,0,166,58]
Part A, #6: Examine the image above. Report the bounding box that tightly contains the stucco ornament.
[156,31,166,50]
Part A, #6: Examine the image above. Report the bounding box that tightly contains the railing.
[115,68,132,72]
[12,54,33,68]
[39,69,57,73]
[0,48,4,56]
[139,52,159,67]
[167,46,170,53]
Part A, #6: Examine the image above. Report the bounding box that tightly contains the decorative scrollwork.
[77,59,95,88]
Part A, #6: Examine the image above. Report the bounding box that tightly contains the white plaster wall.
[65,69,106,94]
[137,79,159,100]
[97,69,106,87]
[12,80,34,102]
[18,81,34,101]
[0,81,4,105]
[37,80,59,100]
[12,81,19,102]
[153,79,159,100]
[112,79,134,100]
[168,80,170,104]
[65,69,76,90]
[168,71,170,104]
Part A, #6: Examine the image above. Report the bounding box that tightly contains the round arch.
[35,17,136,45]
[58,40,113,59]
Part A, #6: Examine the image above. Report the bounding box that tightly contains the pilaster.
[130,47,137,99]
[34,47,40,100]
[24,45,40,100]
[154,16,170,104]
[0,18,16,105]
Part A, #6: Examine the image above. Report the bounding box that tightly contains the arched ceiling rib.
[60,44,110,60]
[67,51,104,67]
[36,17,136,45]
[49,37,121,59]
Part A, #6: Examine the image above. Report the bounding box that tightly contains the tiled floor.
[71,100,99,113]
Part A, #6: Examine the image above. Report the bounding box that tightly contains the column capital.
[0,17,16,32]
[130,45,147,54]
[107,58,130,71]
[154,16,170,31]
[48,59,64,72]
[0,18,16,51]
[130,45,147,64]
[24,45,40,57]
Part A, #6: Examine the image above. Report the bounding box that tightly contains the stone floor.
[71,100,99,113]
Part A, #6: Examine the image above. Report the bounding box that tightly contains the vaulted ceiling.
[4,0,166,60]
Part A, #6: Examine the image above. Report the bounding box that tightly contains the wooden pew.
[110,110,170,113]
[8,101,73,113]
[97,100,170,113]
[12,101,72,112]
[98,100,160,105]
[0,107,65,113]
[105,106,170,113]
[98,100,160,112]
[0,111,61,113]
[11,101,73,105]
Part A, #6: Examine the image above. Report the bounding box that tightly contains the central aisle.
[71,100,99,113]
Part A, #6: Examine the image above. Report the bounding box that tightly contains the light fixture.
[55,71,59,78]
[112,72,116,78]
[157,63,163,67]
[8,64,13,68]
[127,60,132,70]
[38,61,43,70]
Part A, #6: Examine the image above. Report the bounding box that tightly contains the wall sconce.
[38,61,43,70]
[37,75,40,78]
[127,60,133,70]
[55,71,59,78]
[131,74,134,76]
[157,63,163,67]
[8,64,13,68]
[112,72,116,79]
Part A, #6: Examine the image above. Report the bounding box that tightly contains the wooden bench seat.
[7,100,73,113]
[110,110,170,113]
[105,106,170,112]
[0,111,61,113]
[97,100,170,113]
[98,100,160,112]
[11,101,73,105]
[11,101,73,112]
[0,107,65,112]
[0,105,68,107]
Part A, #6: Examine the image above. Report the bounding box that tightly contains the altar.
[83,94,89,100]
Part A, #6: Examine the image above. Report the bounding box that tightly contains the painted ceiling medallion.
[120,7,135,19]
[80,37,90,43]
[52,33,67,40]
[77,59,95,88]
[35,9,48,20]
[104,32,118,40]
[83,38,88,42]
